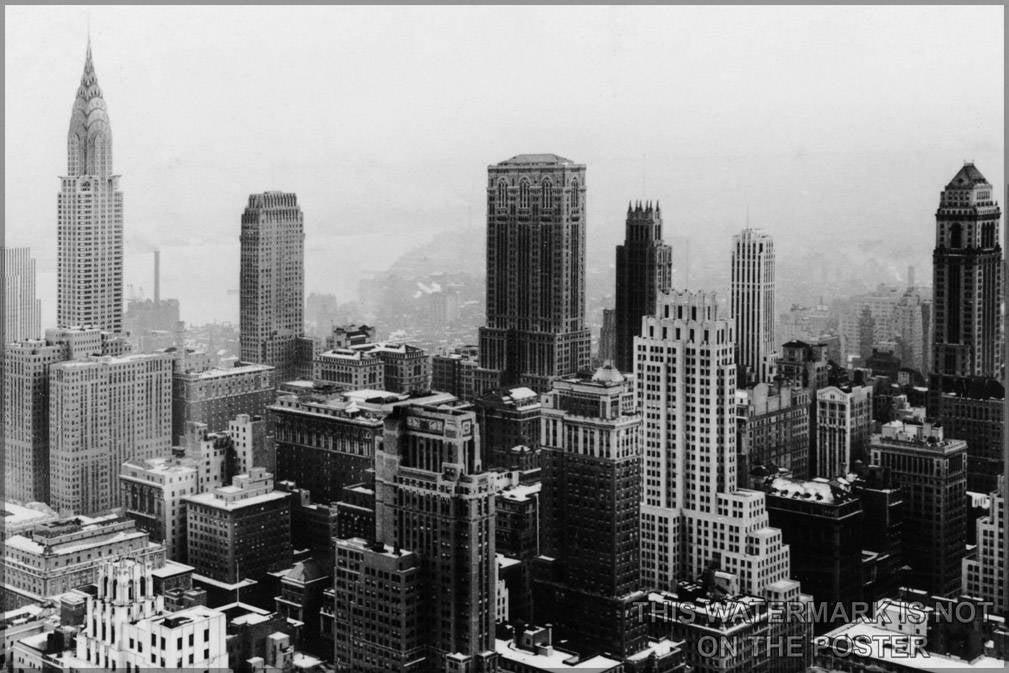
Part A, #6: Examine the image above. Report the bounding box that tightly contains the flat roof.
[184,489,289,511]
[495,638,620,670]
[816,622,1006,669]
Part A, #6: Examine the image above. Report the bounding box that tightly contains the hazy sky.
[5,5,1004,325]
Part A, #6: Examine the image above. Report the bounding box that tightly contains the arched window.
[496,180,507,209]
[519,179,530,209]
[541,179,553,209]
[570,178,580,207]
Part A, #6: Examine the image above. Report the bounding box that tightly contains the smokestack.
[154,249,161,305]
[907,265,915,289]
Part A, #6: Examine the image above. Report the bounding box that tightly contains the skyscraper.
[477,154,591,393]
[731,228,776,385]
[49,351,173,515]
[931,163,1002,378]
[58,41,123,333]
[239,191,306,383]
[636,290,802,600]
[4,247,42,342]
[927,164,1005,494]
[870,420,966,597]
[614,201,672,373]
[375,402,499,671]
[534,365,646,658]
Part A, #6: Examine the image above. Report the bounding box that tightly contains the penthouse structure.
[870,420,967,597]
[2,513,166,609]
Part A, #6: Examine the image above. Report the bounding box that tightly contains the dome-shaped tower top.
[591,362,625,385]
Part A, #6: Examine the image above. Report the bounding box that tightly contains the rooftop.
[184,489,289,511]
[945,162,989,189]
[815,621,1005,670]
[495,638,621,670]
[496,153,577,167]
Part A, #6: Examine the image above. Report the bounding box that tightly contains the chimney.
[154,249,161,304]
[907,265,914,289]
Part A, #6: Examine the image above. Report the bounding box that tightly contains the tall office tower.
[58,41,123,333]
[5,341,67,503]
[332,538,424,673]
[4,247,42,342]
[49,351,173,515]
[535,366,647,659]
[931,163,1002,378]
[5,327,132,504]
[614,202,673,374]
[731,228,776,386]
[375,402,499,672]
[814,384,873,478]
[636,290,803,601]
[870,420,967,597]
[477,154,591,393]
[963,476,1006,616]
[171,357,275,444]
[927,164,1005,494]
[240,192,306,383]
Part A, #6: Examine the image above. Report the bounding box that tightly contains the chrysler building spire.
[67,39,112,177]
[58,39,123,333]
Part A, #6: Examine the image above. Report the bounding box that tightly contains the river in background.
[34,232,419,329]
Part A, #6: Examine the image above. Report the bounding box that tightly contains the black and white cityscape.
[3,6,1007,673]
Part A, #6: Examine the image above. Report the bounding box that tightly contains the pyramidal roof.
[946,163,988,189]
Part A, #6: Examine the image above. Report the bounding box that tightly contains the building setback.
[58,41,124,334]
[636,290,805,603]
[477,154,591,393]
[962,476,1006,616]
[613,202,672,374]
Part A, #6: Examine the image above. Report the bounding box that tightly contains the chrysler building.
[58,40,124,333]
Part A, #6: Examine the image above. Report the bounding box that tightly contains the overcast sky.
[5,5,1004,324]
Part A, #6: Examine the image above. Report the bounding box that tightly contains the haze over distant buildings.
[5,6,1002,328]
